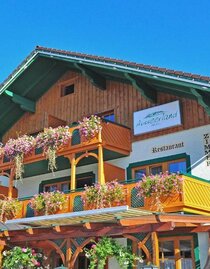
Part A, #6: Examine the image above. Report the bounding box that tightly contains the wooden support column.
[97,127,105,184]
[68,154,76,191]
[174,239,181,269]
[66,239,72,269]
[0,244,5,268]
[151,231,160,267]
[42,249,52,268]
[132,241,138,268]
[8,168,15,198]
[98,144,105,185]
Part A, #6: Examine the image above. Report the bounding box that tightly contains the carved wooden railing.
[13,175,210,220]
[0,121,131,171]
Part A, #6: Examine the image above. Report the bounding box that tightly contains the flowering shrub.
[30,191,67,215]
[2,246,48,269]
[0,197,22,222]
[36,126,71,172]
[135,172,183,211]
[84,237,143,269]
[4,135,35,180]
[82,181,125,209]
[79,115,102,140]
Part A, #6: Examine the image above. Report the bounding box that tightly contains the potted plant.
[4,135,35,180]
[0,197,22,222]
[135,172,183,212]
[82,181,125,209]
[84,237,143,269]
[79,115,102,140]
[2,246,48,269]
[36,126,71,172]
[29,191,67,215]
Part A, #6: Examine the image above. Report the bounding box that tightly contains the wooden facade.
[3,70,210,143]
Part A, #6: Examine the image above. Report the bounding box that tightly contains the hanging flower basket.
[4,135,35,180]
[2,246,48,269]
[82,181,126,210]
[0,197,22,222]
[84,237,143,269]
[79,115,102,140]
[29,191,67,215]
[36,126,71,172]
[135,172,183,212]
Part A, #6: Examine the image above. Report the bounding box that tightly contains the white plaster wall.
[108,238,127,269]
[109,124,210,180]
[198,232,209,269]
[15,163,98,198]
[0,175,10,187]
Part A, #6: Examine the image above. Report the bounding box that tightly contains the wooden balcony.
[0,121,131,172]
[9,175,210,223]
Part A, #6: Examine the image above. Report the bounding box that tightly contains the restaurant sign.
[134,101,182,135]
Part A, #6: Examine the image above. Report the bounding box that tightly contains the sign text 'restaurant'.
[152,142,184,153]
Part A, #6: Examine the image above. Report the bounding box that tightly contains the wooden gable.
[3,68,210,143]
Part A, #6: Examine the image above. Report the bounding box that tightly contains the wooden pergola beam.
[120,214,210,226]
[1,222,176,243]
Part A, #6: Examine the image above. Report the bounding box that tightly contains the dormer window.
[61,84,75,96]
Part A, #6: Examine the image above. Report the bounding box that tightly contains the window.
[99,110,115,122]
[159,236,195,269]
[61,84,75,96]
[132,158,187,180]
[59,77,78,97]
[41,172,95,192]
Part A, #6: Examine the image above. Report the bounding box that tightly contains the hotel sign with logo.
[134,101,182,135]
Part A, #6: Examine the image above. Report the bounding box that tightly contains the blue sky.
[1,0,210,83]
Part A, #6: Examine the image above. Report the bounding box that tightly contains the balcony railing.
[0,121,131,171]
[11,175,210,221]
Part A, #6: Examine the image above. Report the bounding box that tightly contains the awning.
[5,206,152,228]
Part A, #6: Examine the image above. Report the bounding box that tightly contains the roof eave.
[36,50,210,91]
[1,49,210,96]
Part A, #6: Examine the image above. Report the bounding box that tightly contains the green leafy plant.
[2,246,48,269]
[136,172,183,211]
[84,237,143,269]
[29,191,67,215]
[0,197,22,222]
[82,181,125,209]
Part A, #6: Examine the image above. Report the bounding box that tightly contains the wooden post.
[132,241,138,268]
[152,231,160,267]
[66,239,72,269]
[42,249,52,268]
[8,168,15,198]
[0,244,5,268]
[69,154,76,191]
[98,144,105,185]
[174,239,181,269]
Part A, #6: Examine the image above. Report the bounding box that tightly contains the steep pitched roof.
[0,46,210,138]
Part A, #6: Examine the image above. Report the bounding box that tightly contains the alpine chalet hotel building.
[0,46,210,269]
